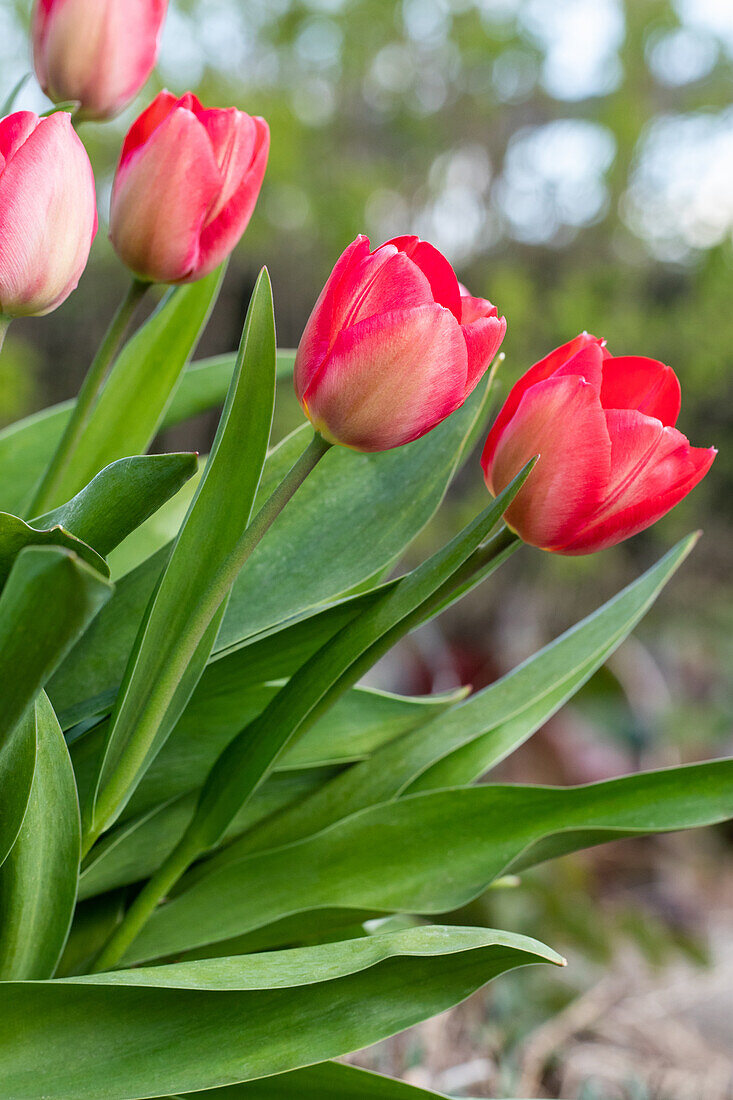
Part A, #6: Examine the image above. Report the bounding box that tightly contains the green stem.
[83,430,332,862]
[0,316,11,355]
[88,520,517,974]
[27,278,149,516]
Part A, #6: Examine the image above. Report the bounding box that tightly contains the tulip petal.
[0,112,40,164]
[462,313,507,395]
[482,336,605,473]
[387,235,463,319]
[303,304,468,451]
[119,90,180,163]
[196,115,269,279]
[0,113,96,315]
[600,355,681,427]
[561,410,716,553]
[485,375,612,550]
[294,236,372,400]
[111,106,221,284]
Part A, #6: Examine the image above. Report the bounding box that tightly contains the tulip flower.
[109,91,270,285]
[294,234,507,451]
[0,110,96,318]
[32,0,168,122]
[481,333,716,554]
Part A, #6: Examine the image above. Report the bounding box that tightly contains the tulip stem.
[0,316,11,355]
[27,277,149,516]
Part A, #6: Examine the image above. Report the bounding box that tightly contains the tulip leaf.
[0,926,561,1098]
[33,452,198,557]
[130,762,733,964]
[222,533,698,856]
[0,707,36,872]
[0,351,294,518]
[0,692,79,979]
[0,511,108,588]
[34,267,225,510]
[85,270,277,841]
[168,1061,450,1098]
[47,376,495,731]
[185,470,525,856]
[0,546,113,758]
[78,769,338,901]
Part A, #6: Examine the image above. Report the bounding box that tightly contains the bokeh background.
[4,1,733,1095]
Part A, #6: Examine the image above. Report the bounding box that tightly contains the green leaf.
[0,511,108,588]
[35,268,225,509]
[48,376,494,729]
[78,769,338,901]
[187,477,525,855]
[110,684,465,822]
[223,534,698,856]
[0,547,113,755]
[0,692,79,979]
[34,453,198,557]
[0,926,561,1098]
[0,708,36,872]
[168,1062,450,1098]
[129,760,733,963]
[0,351,294,518]
[86,270,277,841]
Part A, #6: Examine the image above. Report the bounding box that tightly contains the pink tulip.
[32,0,167,121]
[294,234,507,451]
[109,91,269,285]
[481,333,716,554]
[0,110,96,318]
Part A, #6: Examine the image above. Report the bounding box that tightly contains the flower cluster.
[0,0,714,553]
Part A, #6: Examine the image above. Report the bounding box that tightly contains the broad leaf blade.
[0,511,108,589]
[0,926,561,1098]
[171,1062,450,1098]
[0,692,80,979]
[34,453,198,557]
[87,270,277,838]
[130,760,733,963]
[0,546,113,754]
[223,534,698,856]
[0,708,36,871]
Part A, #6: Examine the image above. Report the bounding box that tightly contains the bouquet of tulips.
[0,2,728,1098]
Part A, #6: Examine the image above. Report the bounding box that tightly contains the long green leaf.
[0,692,79,979]
[0,926,561,1098]
[129,760,733,963]
[48,377,494,729]
[86,271,277,842]
[218,534,698,857]
[0,511,108,588]
[0,708,36,871]
[170,1062,450,1098]
[0,352,294,518]
[38,269,225,509]
[34,453,198,557]
[187,478,526,854]
[0,546,113,754]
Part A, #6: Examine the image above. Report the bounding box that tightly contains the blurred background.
[4,0,733,1095]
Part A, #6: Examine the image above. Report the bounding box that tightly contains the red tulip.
[0,110,96,317]
[294,234,506,451]
[32,0,168,122]
[109,91,269,285]
[481,334,716,554]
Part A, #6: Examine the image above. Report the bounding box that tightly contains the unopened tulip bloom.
[294,234,507,451]
[109,91,270,285]
[481,333,716,554]
[32,0,167,121]
[0,110,96,318]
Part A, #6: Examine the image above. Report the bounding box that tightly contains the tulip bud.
[294,234,506,451]
[109,91,270,285]
[0,110,97,318]
[481,334,716,554]
[32,0,168,122]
